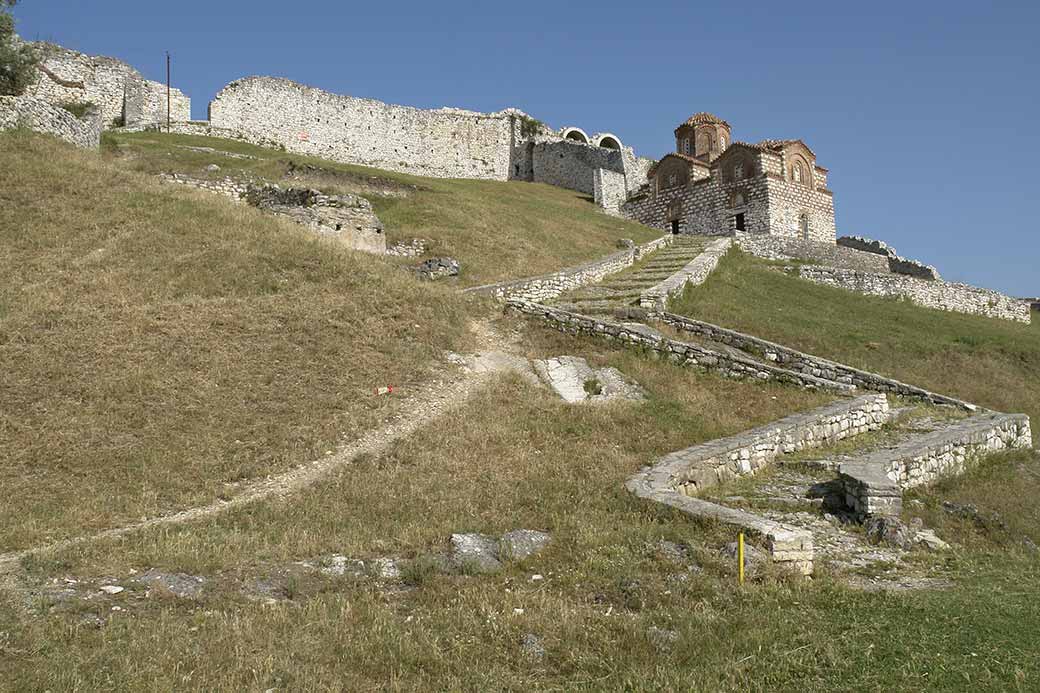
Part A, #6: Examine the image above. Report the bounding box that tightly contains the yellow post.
[738,532,745,585]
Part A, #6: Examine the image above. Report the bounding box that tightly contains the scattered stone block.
[412,257,460,281]
[450,533,503,573]
[134,570,206,598]
[520,633,546,661]
[499,530,551,561]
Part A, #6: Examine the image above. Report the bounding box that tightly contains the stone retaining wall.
[841,413,1032,517]
[792,266,1031,324]
[0,96,102,148]
[466,236,673,303]
[158,173,250,201]
[737,235,889,273]
[653,312,975,409]
[639,238,732,310]
[627,394,891,574]
[506,301,853,392]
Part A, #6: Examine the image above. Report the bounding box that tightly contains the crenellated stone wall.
[792,266,1031,323]
[26,42,190,128]
[0,96,102,148]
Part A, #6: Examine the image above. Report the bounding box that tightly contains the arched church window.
[667,173,678,187]
[734,163,744,180]
[793,162,804,184]
[683,138,690,155]
[799,212,810,239]
[720,134,727,150]
[732,191,745,207]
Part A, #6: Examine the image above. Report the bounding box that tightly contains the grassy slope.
[0,131,471,551]
[671,250,1040,441]
[104,131,660,287]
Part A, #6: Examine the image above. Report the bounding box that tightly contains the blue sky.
[13,0,1039,296]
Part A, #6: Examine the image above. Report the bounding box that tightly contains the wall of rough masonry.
[736,235,890,273]
[836,235,940,280]
[763,173,836,242]
[0,96,102,148]
[639,238,732,310]
[209,77,524,180]
[654,312,975,409]
[506,300,853,392]
[532,140,625,194]
[593,168,628,216]
[467,236,673,303]
[26,42,190,128]
[793,266,1031,323]
[627,394,891,574]
[841,412,1032,517]
[158,173,250,201]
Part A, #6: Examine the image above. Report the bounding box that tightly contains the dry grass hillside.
[103,130,660,287]
[3,130,1040,692]
[0,130,472,551]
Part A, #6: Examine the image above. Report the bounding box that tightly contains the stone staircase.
[552,236,709,314]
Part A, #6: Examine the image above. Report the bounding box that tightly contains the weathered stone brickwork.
[627,394,892,574]
[532,140,625,194]
[793,266,1031,323]
[26,42,190,128]
[0,95,102,148]
[622,120,836,241]
[837,235,940,279]
[158,173,250,201]
[654,312,975,409]
[736,235,890,273]
[506,300,852,392]
[466,236,672,303]
[640,238,732,309]
[841,413,1032,517]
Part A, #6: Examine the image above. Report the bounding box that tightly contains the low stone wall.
[466,236,672,303]
[654,312,975,409]
[737,235,890,274]
[835,235,940,279]
[792,266,1031,324]
[837,235,897,257]
[627,394,891,574]
[506,301,853,392]
[841,413,1032,517]
[158,173,250,201]
[639,238,732,310]
[0,96,101,148]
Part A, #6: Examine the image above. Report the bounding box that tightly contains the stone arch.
[594,133,623,150]
[789,154,814,188]
[561,127,589,144]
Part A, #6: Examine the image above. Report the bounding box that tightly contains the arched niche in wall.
[788,153,815,189]
[561,127,589,144]
[594,133,622,150]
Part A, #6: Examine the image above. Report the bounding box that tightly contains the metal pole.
[738,532,745,585]
[166,51,171,133]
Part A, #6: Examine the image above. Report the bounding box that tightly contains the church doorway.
[734,213,746,232]
[670,220,680,234]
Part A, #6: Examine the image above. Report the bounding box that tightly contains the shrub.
[0,4,38,96]
[58,101,94,119]
[519,114,546,139]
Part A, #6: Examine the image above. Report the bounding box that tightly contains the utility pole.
[166,51,171,133]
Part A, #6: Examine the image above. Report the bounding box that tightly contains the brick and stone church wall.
[763,175,836,242]
[209,77,520,180]
[0,95,102,148]
[26,42,190,128]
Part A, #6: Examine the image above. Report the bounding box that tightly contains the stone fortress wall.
[207,76,652,208]
[24,42,190,128]
[0,95,102,148]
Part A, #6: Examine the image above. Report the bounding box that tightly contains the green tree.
[0,0,39,96]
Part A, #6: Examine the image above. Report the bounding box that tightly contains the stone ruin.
[533,356,645,404]
[244,184,386,254]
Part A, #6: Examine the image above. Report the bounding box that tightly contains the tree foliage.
[0,0,38,96]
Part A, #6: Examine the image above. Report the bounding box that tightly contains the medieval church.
[621,113,836,241]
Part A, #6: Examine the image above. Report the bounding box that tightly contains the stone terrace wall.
[210,77,520,180]
[466,236,673,303]
[506,300,853,392]
[0,96,102,148]
[627,394,891,574]
[27,42,190,128]
[836,235,940,280]
[736,235,890,273]
[532,140,625,194]
[837,235,897,257]
[640,238,732,310]
[158,173,250,201]
[654,312,975,409]
[793,266,1031,323]
[841,412,1032,517]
